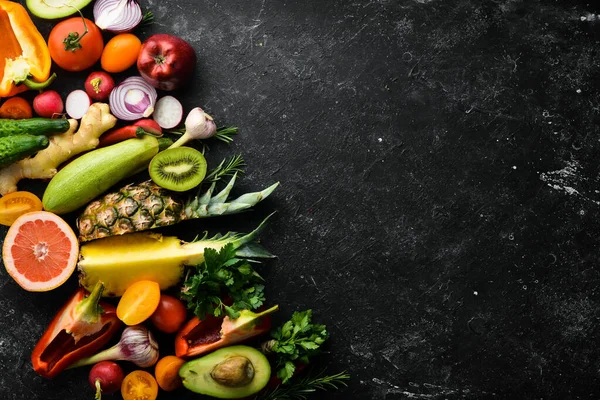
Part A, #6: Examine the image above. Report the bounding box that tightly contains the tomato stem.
[63,7,89,52]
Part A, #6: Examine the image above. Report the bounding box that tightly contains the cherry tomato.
[48,17,103,72]
[117,280,161,325]
[0,192,42,226]
[154,355,186,391]
[150,294,187,333]
[101,33,142,73]
[121,370,158,400]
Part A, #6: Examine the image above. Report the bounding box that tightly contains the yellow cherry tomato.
[155,355,186,391]
[101,33,142,73]
[117,280,161,325]
[121,370,158,400]
[0,192,43,226]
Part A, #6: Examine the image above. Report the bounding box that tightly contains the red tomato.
[150,294,187,333]
[48,17,103,72]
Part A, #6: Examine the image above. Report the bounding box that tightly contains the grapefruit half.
[2,211,79,291]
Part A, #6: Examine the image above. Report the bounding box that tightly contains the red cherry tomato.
[48,17,103,72]
[150,294,187,333]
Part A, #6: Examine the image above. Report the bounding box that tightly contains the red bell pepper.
[31,281,122,379]
[175,305,278,359]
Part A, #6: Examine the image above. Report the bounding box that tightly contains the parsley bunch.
[262,310,329,384]
[181,243,265,319]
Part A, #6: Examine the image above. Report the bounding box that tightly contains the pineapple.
[78,213,275,297]
[76,173,279,242]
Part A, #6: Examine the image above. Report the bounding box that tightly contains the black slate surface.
[3,0,600,399]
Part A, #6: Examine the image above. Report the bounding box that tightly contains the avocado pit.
[211,356,255,387]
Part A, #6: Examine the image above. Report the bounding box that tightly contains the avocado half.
[26,0,93,19]
[179,345,271,399]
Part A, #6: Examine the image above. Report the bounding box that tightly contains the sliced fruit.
[2,211,78,291]
[155,355,186,391]
[121,370,158,400]
[179,345,271,399]
[148,147,207,192]
[0,192,42,226]
[116,280,161,325]
[26,0,94,19]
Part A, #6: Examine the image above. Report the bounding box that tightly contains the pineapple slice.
[77,214,275,297]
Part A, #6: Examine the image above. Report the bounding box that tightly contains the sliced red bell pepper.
[31,281,121,379]
[175,305,278,359]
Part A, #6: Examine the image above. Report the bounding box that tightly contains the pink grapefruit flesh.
[2,211,79,292]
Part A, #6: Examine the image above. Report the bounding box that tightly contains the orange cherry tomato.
[117,280,161,325]
[121,370,158,400]
[48,17,104,72]
[150,294,187,333]
[154,355,186,391]
[0,97,33,119]
[0,192,42,226]
[101,33,142,73]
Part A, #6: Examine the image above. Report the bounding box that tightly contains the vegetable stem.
[21,73,57,90]
[63,7,89,51]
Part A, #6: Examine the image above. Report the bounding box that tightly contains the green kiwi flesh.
[149,147,207,192]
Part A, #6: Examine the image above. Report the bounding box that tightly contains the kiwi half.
[149,147,207,192]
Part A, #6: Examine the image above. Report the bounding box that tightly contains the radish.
[84,71,115,102]
[66,90,92,120]
[33,91,64,118]
[88,361,124,399]
[153,95,183,129]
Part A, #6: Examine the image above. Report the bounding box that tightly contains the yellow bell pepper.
[0,0,54,98]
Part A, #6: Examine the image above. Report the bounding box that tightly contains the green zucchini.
[0,118,71,138]
[42,136,159,214]
[0,135,49,169]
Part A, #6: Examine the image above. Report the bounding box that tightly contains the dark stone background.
[2,0,600,398]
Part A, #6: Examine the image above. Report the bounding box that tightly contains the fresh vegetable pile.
[0,0,349,399]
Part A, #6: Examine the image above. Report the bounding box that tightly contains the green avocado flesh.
[179,345,271,399]
[26,0,93,19]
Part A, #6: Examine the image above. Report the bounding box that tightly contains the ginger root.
[0,103,117,195]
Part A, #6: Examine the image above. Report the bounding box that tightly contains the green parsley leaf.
[180,243,266,320]
[266,310,329,384]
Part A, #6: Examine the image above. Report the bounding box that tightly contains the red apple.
[137,34,197,91]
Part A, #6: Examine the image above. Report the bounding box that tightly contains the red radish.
[133,119,162,135]
[153,95,183,129]
[33,91,64,118]
[65,90,92,119]
[88,361,124,399]
[84,71,115,102]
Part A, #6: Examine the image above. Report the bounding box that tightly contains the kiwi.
[149,147,207,191]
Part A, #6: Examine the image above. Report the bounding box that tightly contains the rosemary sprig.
[254,370,350,400]
[204,154,246,183]
[213,126,239,143]
[140,11,154,26]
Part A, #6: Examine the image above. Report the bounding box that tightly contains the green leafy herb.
[204,154,246,183]
[254,370,350,400]
[181,243,265,320]
[262,310,329,384]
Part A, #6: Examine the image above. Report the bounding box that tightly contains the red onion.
[94,0,143,33]
[109,76,157,121]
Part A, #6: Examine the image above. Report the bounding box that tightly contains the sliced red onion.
[94,0,143,33]
[109,76,157,121]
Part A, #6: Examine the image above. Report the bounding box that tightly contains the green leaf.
[181,243,266,320]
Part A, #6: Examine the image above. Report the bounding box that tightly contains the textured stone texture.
[2,0,600,399]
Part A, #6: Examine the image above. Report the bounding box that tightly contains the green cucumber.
[0,118,71,138]
[42,136,159,214]
[0,135,49,169]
